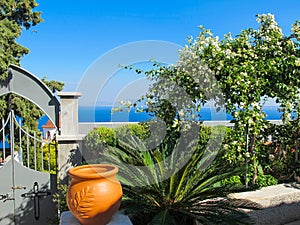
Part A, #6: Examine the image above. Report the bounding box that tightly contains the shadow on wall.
[67,144,103,168]
[68,147,83,168]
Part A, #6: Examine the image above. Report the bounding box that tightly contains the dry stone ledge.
[59,211,133,225]
[230,183,300,225]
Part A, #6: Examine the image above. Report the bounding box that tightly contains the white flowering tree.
[178,14,300,185]
[125,14,300,186]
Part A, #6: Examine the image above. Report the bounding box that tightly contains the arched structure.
[0,65,60,225]
[0,64,60,128]
[0,64,82,182]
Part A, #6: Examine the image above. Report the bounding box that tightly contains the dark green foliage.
[41,77,64,93]
[261,122,300,183]
[0,0,42,28]
[0,18,26,78]
[53,184,69,213]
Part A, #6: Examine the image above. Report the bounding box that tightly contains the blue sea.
[38,106,284,131]
[77,106,284,122]
[78,106,154,122]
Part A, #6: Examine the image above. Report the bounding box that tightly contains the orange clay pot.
[67,164,122,225]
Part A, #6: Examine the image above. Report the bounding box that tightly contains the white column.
[57,92,83,182]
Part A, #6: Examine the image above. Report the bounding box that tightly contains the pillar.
[57,92,83,182]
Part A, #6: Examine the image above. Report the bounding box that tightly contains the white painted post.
[57,92,82,182]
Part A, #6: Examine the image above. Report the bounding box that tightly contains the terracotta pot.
[67,164,122,225]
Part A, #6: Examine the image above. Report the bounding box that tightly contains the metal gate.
[0,111,57,225]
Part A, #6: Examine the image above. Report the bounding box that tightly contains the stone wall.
[230,183,300,225]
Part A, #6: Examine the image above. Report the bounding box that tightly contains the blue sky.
[18,0,300,105]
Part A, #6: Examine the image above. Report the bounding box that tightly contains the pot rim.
[68,164,118,179]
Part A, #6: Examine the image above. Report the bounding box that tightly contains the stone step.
[230,183,300,225]
[60,211,132,225]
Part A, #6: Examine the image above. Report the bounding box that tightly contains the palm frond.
[99,133,260,225]
[186,198,261,225]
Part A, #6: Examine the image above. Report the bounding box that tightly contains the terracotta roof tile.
[42,116,61,128]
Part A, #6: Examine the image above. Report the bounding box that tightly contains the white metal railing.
[0,111,55,173]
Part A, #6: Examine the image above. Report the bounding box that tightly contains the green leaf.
[149,210,177,225]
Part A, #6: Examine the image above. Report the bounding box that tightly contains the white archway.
[0,64,60,128]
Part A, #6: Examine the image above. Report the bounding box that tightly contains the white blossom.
[295,58,300,67]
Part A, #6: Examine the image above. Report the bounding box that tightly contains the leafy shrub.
[255,174,278,188]
[53,184,69,213]
[51,183,69,225]
[84,127,117,151]
[42,141,57,174]
[115,123,149,141]
[241,164,279,188]
[197,125,212,146]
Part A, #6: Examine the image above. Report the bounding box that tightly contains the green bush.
[115,123,149,141]
[255,174,278,188]
[84,127,117,151]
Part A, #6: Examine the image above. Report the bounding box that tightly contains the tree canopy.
[0,0,42,79]
[0,1,63,130]
[128,14,300,186]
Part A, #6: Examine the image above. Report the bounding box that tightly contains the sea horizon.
[78,105,284,122]
[38,105,284,131]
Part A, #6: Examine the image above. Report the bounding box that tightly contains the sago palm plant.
[100,128,260,225]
